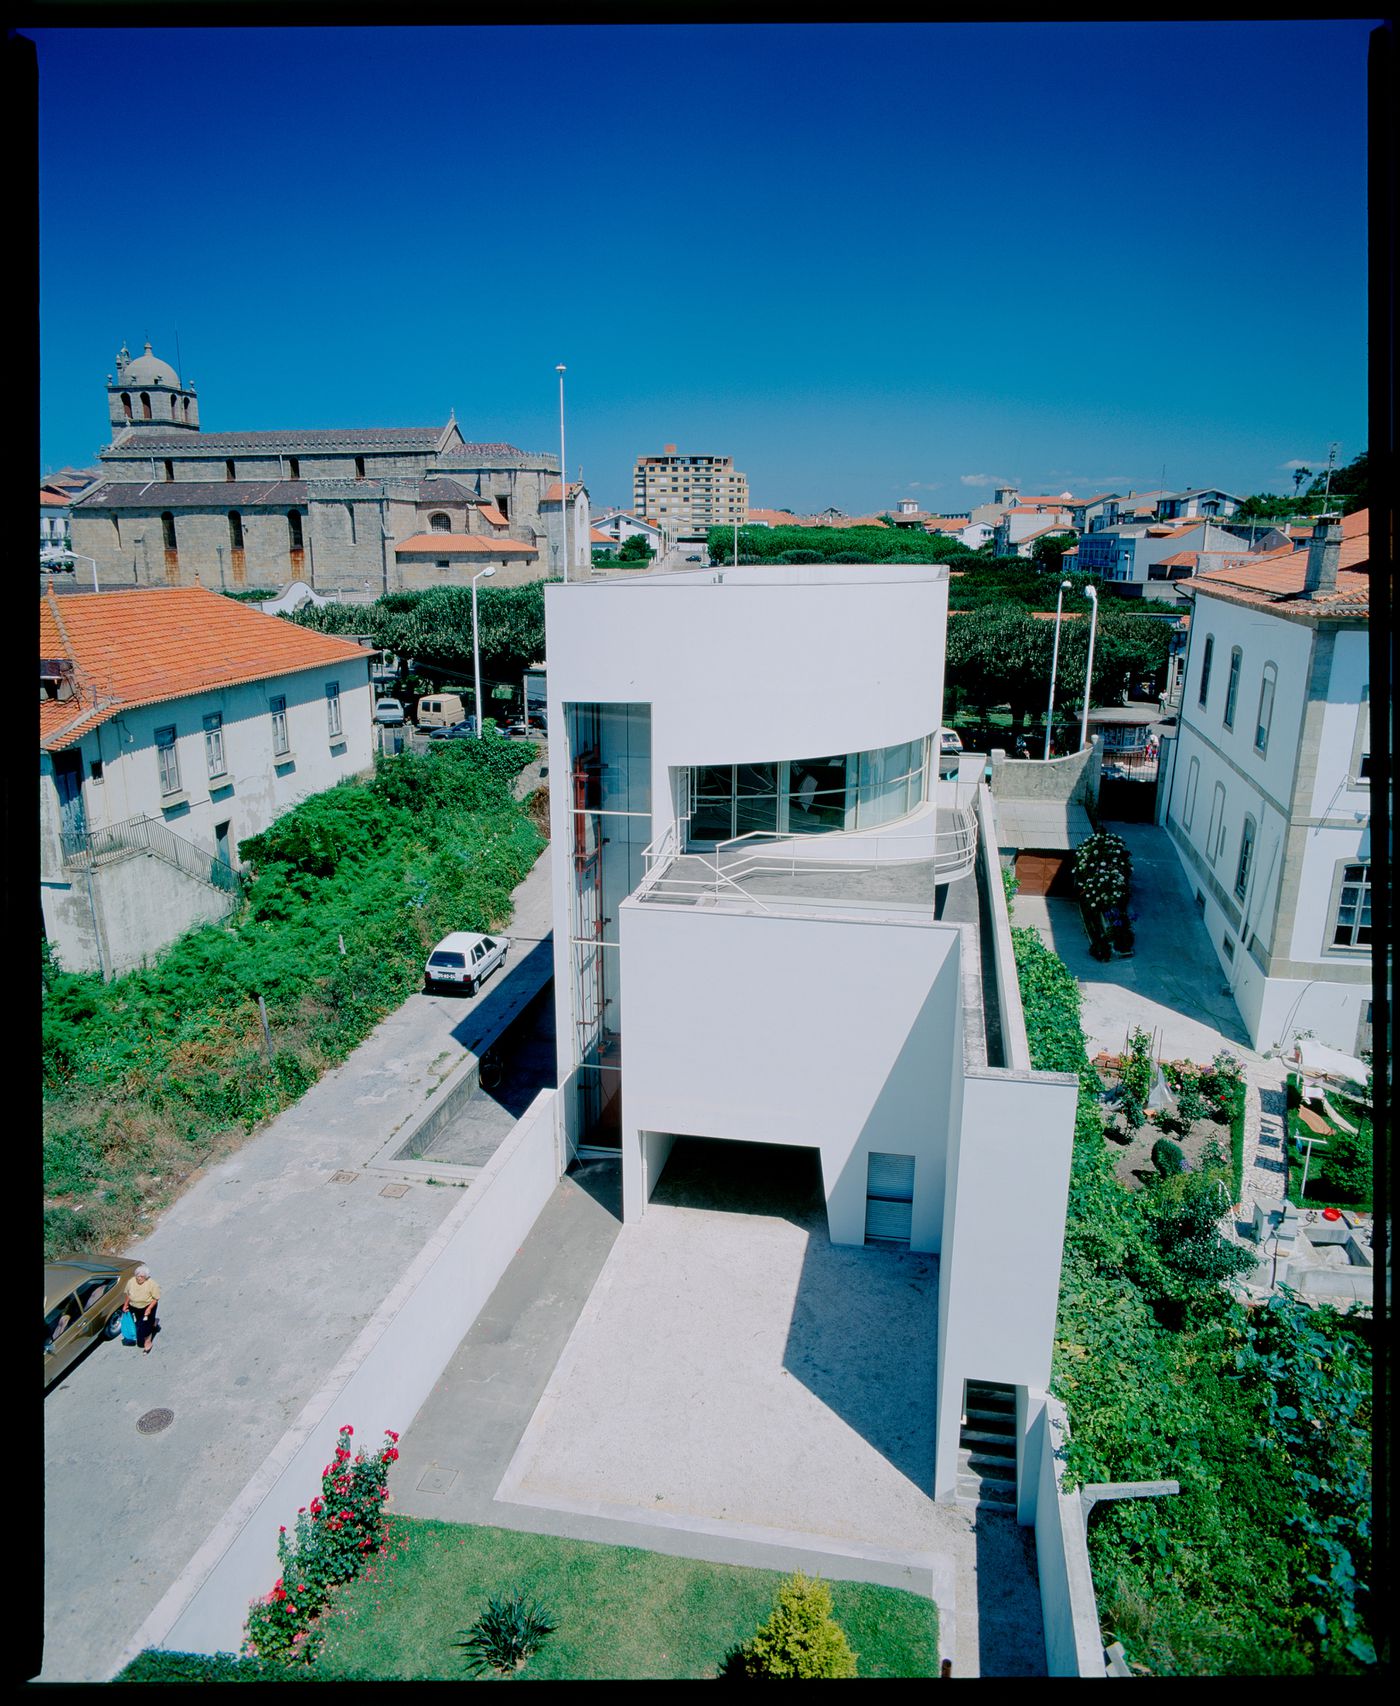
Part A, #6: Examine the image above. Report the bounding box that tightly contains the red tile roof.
[541,481,585,503]
[476,504,510,528]
[1189,511,1369,615]
[1157,551,1200,569]
[40,586,371,751]
[395,533,536,555]
[40,487,71,505]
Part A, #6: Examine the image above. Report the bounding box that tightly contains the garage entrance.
[650,1136,828,1229]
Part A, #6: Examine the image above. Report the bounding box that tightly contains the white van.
[415,693,467,731]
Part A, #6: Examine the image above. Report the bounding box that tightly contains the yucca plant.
[455,1590,557,1676]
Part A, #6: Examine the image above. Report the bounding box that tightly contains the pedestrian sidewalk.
[40,849,553,1683]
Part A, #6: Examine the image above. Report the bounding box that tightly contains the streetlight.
[1044,578,1073,760]
[471,565,497,738]
[555,364,568,584]
[1079,584,1099,751]
[43,550,100,593]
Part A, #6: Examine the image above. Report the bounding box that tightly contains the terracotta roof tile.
[1189,511,1369,615]
[39,586,371,751]
[41,487,71,505]
[541,481,585,503]
[395,533,536,554]
[476,504,510,528]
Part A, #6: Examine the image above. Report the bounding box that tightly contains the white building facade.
[1159,517,1373,1056]
[41,588,374,977]
[543,562,1079,1509]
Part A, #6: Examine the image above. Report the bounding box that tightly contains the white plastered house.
[544,561,1080,1510]
[40,586,374,978]
[1158,513,1374,1056]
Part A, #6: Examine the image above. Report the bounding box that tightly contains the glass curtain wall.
[686,738,929,847]
[568,703,651,1147]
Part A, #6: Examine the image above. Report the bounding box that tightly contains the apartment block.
[633,444,748,534]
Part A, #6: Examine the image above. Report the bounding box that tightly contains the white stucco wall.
[618,900,964,1249]
[933,1069,1078,1500]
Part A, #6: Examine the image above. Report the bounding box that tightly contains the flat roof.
[568,562,952,590]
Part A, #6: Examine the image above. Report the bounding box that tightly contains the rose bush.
[244,1425,400,1664]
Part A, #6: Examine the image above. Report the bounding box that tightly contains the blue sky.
[36,21,1374,511]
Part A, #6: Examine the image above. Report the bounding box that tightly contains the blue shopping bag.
[120,1310,138,1345]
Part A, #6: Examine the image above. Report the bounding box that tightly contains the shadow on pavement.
[567,1157,623,1222]
[653,1138,938,1496]
[973,1510,1048,1675]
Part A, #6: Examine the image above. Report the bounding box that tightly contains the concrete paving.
[395,1139,1046,1678]
[39,848,555,1683]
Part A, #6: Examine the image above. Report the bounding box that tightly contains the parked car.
[374,697,406,725]
[424,931,510,995]
[685,554,703,562]
[415,693,466,731]
[45,1256,142,1389]
[427,718,477,740]
[940,729,964,754]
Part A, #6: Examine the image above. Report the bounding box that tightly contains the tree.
[1292,465,1313,496]
[736,1573,858,1679]
[1031,530,1078,573]
[617,532,652,562]
[945,603,1050,729]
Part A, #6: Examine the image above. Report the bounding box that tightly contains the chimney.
[1304,514,1342,597]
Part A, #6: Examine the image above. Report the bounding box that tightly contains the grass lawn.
[311,1516,940,1680]
[1284,1078,1373,1212]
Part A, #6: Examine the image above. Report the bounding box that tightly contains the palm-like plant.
[455,1590,557,1676]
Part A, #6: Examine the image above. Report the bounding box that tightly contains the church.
[68,340,589,597]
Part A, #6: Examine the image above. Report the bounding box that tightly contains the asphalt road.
[39,847,555,1683]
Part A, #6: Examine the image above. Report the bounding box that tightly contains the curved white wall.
[546,566,947,798]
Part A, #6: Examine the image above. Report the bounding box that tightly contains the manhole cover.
[137,1408,174,1434]
[380,1183,409,1198]
[329,1170,358,1184]
[416,1467,458,1494]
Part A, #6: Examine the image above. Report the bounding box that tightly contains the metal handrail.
[60,813,241,895]
[637,803,978,905]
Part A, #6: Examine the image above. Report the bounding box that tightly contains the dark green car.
[44,1255,142,1389]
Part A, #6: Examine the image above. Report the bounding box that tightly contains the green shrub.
[455,1590,558,1676]
[736,1572,858,1678]
[116,1650,287,1682]
[1119,1026,1154,1133]
[1151,1137,1185,1176]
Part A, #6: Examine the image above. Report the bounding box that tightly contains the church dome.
[121,340,181,388]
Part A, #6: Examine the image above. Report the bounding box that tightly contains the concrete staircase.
[956,1380,1018,1512]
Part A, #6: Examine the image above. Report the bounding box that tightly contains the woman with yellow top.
[123,1265,161,1354]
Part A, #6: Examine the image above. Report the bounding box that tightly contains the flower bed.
[243,1424,403,1665]
[1073,830,1134,959]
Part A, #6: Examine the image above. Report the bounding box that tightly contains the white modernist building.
[544,562,1079,1508]
[40,586,374,977]
[1159,514,1374,1056]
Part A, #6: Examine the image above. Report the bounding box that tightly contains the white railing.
[635,808,979,908]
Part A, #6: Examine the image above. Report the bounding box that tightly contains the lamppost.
[1079,584,1099,751]
[44,550,100,593]
[555,363,568,584]
[1044,578,1073,760]
[471,565,497,738]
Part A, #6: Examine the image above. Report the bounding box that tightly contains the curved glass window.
[686,738,929,847]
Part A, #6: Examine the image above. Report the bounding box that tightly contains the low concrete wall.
[42,850,236,977]
[1033,1396,1107,1677]
[119,1088,563,1670]
[989,737,1102,809]
[975,785,1031,1072]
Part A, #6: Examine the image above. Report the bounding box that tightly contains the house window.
[288,457,300,479]
[121,392,133,421]
[429,512,452,532]
[354,457,366,481]
[228,511,243,550]
[1223,647,1242,729]
[183,398,192,422]
[1182,756,1200,831]
[163,460,174,483]
[288,509,304,551]
[1206,781,1226,864]
[1255,663,1277,755]
[1330,863,1372,949]
[225,459,236,482]
[160,511,177,550]
[141,393,152,420]
[1198,634,1214,706]
[204,712,227,779]
[1234,815,1256,900]
[326,681,342,739]
[156,726,181,796]
[89,758,104,783]
[494,494,510,520]
[270,695,289,755]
